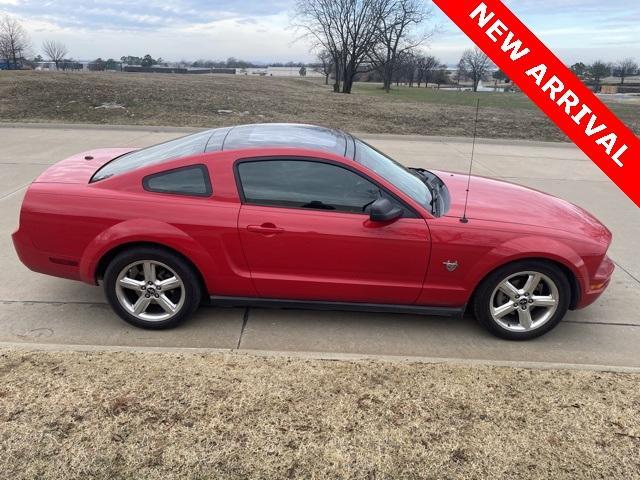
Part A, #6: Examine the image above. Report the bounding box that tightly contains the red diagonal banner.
[432,0,640,207]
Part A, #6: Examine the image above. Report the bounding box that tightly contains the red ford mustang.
[12,123,614,339]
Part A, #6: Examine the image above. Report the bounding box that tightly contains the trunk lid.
[34,148,135,184]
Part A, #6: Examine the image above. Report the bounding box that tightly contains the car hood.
[435,170,611,240]
[34,148,136,184]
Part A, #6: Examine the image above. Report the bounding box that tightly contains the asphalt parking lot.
[1,124,638,368]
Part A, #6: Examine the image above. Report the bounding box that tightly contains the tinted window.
[224,124,347,156]
[354,139,432,210]
[237,160,381,214]
[143,165,212,196]
[92,130,216,182]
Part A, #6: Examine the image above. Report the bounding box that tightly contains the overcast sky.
[1,0,638,65]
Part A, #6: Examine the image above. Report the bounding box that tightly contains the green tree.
[299,65,307,76]
[589,61,611,92]
[141,54,154,67]
[90,57,105,71]
[570,62,588,79]
[120,55,142,65]
[493,69,508,83]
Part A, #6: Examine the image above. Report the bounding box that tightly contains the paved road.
[1,124,639,368]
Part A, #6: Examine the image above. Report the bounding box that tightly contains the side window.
[143,165,212,197]
[237,159,388,214]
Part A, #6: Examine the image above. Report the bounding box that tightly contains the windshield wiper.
[430,184,440,216]
[410,168,439,215]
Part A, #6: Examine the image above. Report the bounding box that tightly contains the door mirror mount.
[369,197,403,223]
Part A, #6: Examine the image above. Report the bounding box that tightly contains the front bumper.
[576,255,615,309]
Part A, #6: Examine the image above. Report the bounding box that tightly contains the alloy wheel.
[489,270,559,332]
[114,260,185,322]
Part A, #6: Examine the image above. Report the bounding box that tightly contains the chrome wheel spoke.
[155,294,177,313]
[531,295,556,307]
[523,273,542,295]
[492,302,517,319]
[143,261,156,283]
[132,295,151,315]
[119,277,144,291]
[499,280,520,298]
[158,276,181,291]
[517,308,533,329]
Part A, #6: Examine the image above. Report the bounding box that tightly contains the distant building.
[0,59,24,70]
[236,66,322,77]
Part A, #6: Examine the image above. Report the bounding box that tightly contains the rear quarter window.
[143,165,212,197]
[91,130,215,182]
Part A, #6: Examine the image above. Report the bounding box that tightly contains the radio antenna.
[460,98,480,224]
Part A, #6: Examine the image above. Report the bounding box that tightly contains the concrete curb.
[1,341,638,374]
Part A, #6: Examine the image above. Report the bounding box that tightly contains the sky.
[1,0,638,65]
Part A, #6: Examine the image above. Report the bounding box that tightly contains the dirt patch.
[2,71,638,141]
[0,349,638,479]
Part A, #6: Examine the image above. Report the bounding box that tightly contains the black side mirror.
[369,197,403,222]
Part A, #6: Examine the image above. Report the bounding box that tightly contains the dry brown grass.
[2,71,638,141]
[1,349,639,479]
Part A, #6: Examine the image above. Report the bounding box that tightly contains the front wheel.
[472,261,571,340]
[103,247,201,329]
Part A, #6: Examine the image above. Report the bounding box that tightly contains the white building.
[236,66,323,77]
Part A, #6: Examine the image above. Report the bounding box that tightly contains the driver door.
[235,158,431,304]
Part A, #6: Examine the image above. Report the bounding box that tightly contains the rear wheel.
[104,247,201,329]
[472,261,570,340]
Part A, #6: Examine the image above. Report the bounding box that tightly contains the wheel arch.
[467,256,581,312]
[95,241,209,300]
[78,218,217,295]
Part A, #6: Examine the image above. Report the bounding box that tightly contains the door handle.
[246,223,285,234]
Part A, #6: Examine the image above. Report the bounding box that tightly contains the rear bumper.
[575,255,615,309]
[12,227,82,281]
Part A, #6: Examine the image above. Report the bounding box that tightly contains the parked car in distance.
[12,123,614,339]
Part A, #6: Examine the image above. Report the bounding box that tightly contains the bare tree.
[454,59,467,89]
[460,47,492,92]
[315,49,334,85]
[42,40,68,70]
[432,66,449,89]
[293,0,343,92]
[294,0,388,94]
[615,58,638,85]
[415,54,440,87]
[397,49,418,86]
[370,0,434,92]
[0,15,31,69]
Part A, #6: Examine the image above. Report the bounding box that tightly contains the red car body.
[13,134,613,316]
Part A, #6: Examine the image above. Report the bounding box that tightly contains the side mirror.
[369,197,403,223]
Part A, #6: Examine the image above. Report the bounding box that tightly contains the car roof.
[91,123,355,183]
[210,123,354,158]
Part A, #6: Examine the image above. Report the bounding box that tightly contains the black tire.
[472,260,571,340]
[103,246,201,329]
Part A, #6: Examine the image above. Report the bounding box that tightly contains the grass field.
[1,349,639,479]
[2,71,638,141]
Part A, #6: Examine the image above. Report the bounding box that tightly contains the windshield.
[353,139,432,210]
[91,129,214,182]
